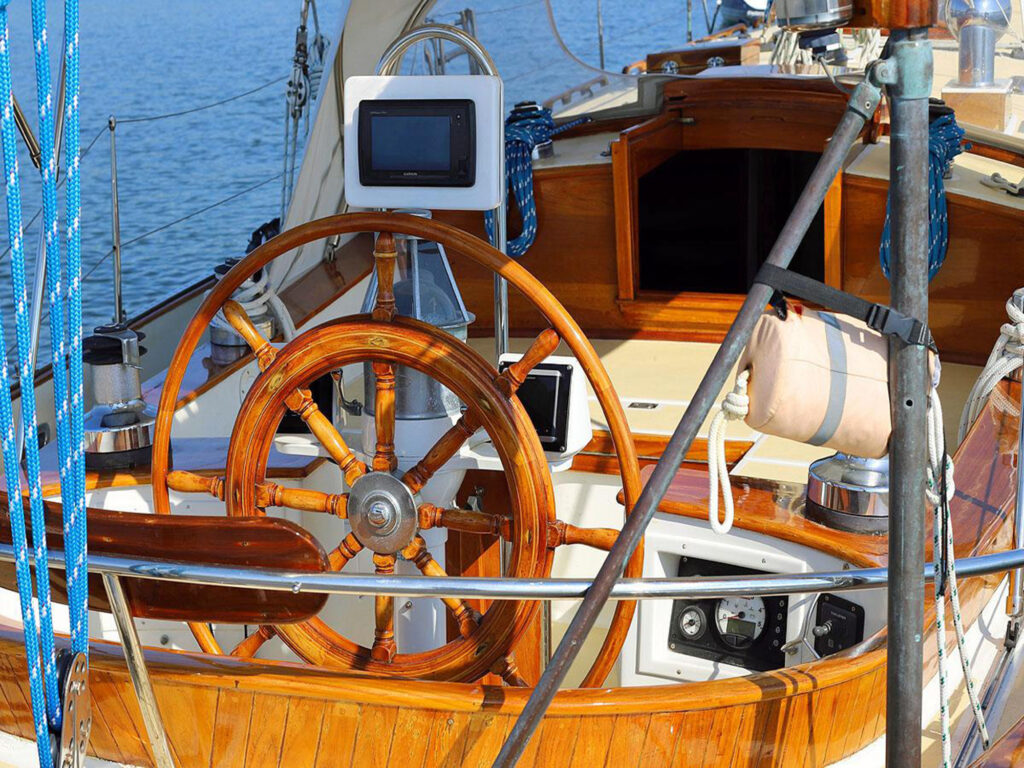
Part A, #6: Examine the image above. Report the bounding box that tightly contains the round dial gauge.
[714,597,767,649]
[678,606,706,640]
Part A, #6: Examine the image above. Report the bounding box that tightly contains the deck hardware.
[981,172,1024,196]
[102,574,175,768]
[56,652,90,768]
[108,116,124,324]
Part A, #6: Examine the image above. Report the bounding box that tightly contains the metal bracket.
[55,651,91,768]
[981,172,1024,197]
[102,574,176,768]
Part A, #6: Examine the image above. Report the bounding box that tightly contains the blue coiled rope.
[879,113,967,281]
[485,105,590,258]
[0,0,85,764]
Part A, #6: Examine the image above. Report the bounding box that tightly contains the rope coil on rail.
[485,104,590,257]
[879,112,967,281]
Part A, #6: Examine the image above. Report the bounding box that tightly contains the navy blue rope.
[879,113,967,281]
[485,107,590,258]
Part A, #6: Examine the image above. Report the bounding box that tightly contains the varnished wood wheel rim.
[152,212,642,687]
[225,318,552,681]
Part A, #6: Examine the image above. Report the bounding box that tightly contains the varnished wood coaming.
[0,382,1015,767]
[972,713,1024,766]
[0,504,329,623]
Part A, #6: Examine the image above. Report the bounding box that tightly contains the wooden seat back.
[0,500,329,624]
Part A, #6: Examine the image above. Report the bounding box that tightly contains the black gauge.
[678,606,707,640]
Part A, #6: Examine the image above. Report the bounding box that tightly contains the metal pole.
[11,95,41,171]
[1011,288,1024,619]
[19,62,66,461]
[101,574,176,768]
[885,29,932,768]
[492,75,883,768]
[596,0,606,70]
[108,116,123,324]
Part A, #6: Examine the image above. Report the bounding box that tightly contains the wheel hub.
[348,471,418,554]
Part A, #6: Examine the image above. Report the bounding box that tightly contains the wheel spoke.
[372,232,397,322]
[371,553,397,662]
[546,520,619,551]
[255,482,347,517]
[402,536,479,639]
[167,470,224,500]
[494,328,560,399]
[284,386,366,486]
[231,625,274,659]
[493,654,529,687]
[223,300,278,369]
[328,532,364,571]
[418,503,510,539]
[372,361,398,472]
[400,329,560,495]
[402,414,479,495]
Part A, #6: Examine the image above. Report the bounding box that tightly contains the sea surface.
[0,0,706,364]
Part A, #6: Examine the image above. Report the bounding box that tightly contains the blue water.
[0,0,704,361]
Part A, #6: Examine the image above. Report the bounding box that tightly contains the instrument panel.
[667,556,789,672]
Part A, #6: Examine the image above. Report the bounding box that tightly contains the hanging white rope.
[959,292,1024,443]
[929,375,990,766]
[707,369,749,534]
[210,268,296,342]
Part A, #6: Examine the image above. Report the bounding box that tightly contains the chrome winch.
[805,453,890,533]
[82,323,157,469]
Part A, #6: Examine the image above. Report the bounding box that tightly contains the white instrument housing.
[343,75,503,211]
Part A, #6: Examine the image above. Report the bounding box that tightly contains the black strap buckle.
[864,304,932,349]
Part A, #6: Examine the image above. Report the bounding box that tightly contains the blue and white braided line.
[929,386,989,767]
[485,108,590,258]
[880,113,967,281]
[62,0,87,659]
[0,5,56,765]
[28,0,80,728]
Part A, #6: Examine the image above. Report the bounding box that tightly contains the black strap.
[754,263,936,351]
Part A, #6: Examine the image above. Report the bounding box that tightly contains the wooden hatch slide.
[0,380,1017,767]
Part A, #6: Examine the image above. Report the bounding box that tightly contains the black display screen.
[497,362,572,453]
[516,372,560,440]
[358,99,475,187]
[370,115,451,171]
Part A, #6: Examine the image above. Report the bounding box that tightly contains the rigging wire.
[5,171,283,359]
[117,75,287,125]
[0,125,115,266]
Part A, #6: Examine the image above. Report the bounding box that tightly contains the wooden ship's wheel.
[152,213,643,685]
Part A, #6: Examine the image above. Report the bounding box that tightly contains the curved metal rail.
[2,543,1022,600]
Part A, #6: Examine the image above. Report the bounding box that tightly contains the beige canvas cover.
[738,307,892,458]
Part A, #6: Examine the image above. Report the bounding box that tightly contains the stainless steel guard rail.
[2,542,1023,601]
[3,541,1023,768]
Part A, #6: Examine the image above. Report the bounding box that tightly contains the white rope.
[707,369,749,534]
[210,268,297,342]
[958,293,1024,443]
[930,378,990,766]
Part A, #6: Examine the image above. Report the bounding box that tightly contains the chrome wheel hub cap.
[348,471,418,554]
